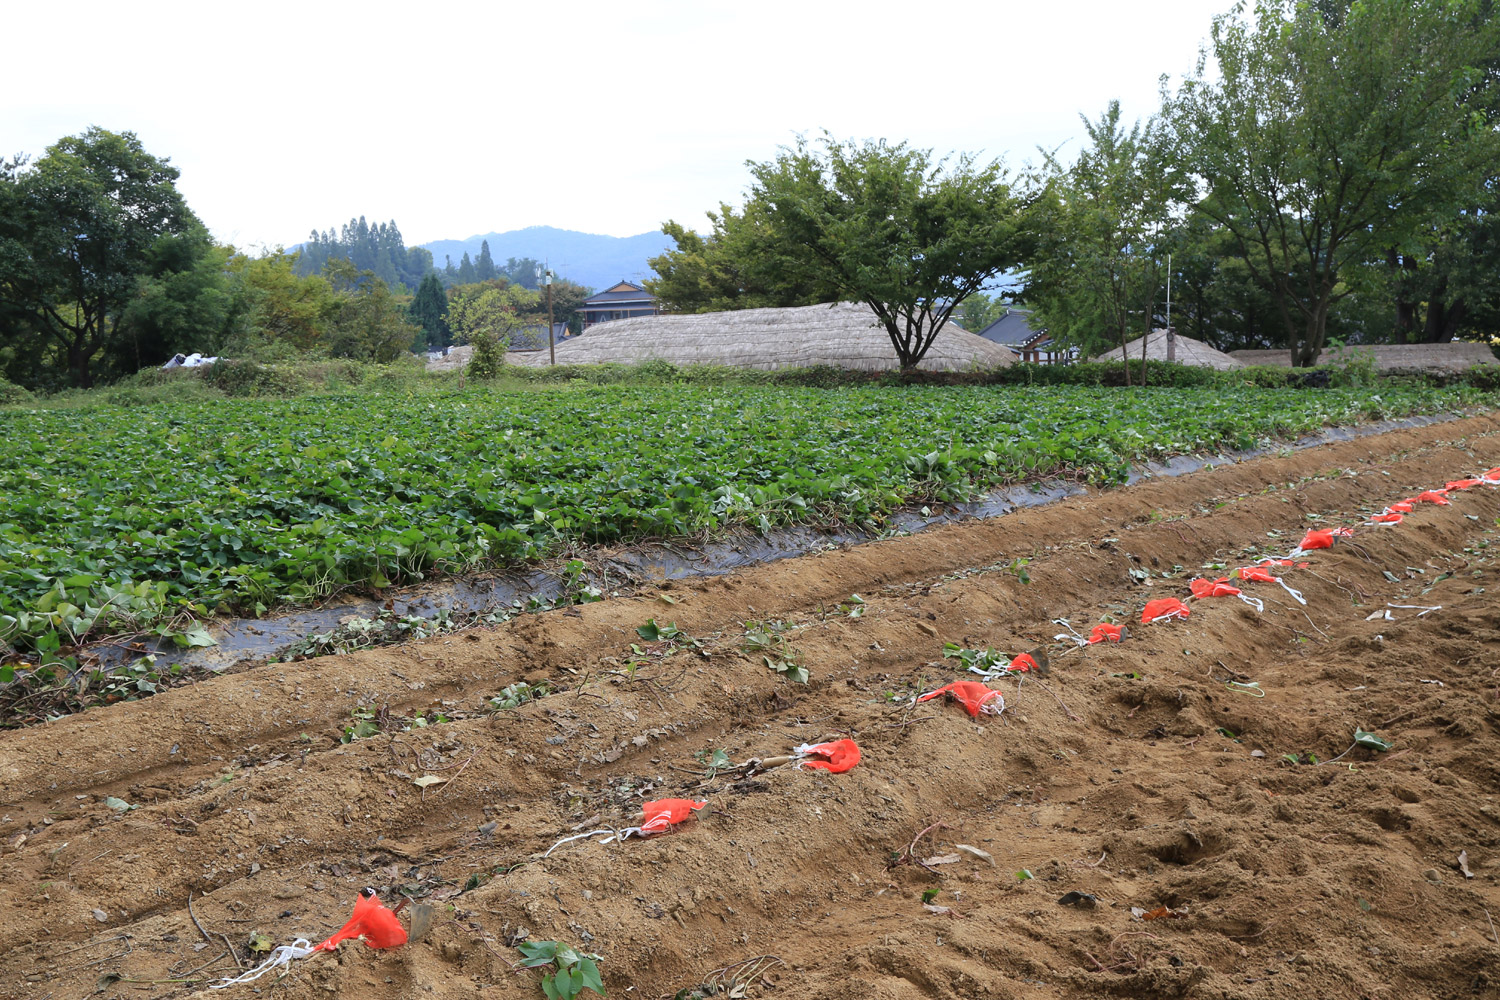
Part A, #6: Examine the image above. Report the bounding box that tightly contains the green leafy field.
[0,382,1490,654]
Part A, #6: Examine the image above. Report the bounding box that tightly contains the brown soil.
[4,414,1500,1000]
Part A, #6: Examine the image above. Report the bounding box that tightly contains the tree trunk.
[68,342,93,389]
[1423,297,1467,343]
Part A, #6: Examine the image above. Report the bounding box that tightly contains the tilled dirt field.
[4,414,1500,1000]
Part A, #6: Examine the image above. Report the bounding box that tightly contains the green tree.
[321,260,420,362]
[457,252,477,285]
[953,290,1008,334]
[408,272,451,350]
[0,127,201,387]
[111,230,250,371]
[447,280,537,347]
[227,251,341,354]
[475,240,498,282]
[646,203,838,314]
[1167,0,1500,365]
[742,134,1031,368]
[1025,102,1180,378]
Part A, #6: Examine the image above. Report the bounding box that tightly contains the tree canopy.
[0,128,205,387]
[654,134,1031,369]
[1166,0,1500,364]
[296,217,434,291]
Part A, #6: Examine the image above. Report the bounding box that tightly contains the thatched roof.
[508,302,1015,372]
[1092,330,1246,370]
[1230,343,1499,373]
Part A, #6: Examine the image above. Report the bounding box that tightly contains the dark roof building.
[974,307,1074,364]
[579,281,658,329]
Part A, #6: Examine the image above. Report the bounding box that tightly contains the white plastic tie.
[1277,578,1307,605]
[209,939,318,988]
[1235,593,1264,613]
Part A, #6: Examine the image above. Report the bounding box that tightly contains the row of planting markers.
[211,464,1500,987]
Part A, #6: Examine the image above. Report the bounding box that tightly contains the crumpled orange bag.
[316,891,408,951]
[1371,512,1403,524]
[640,798,707,834]
[918,681,1005,717]
[1088,623,1127,644]
[1009,651,1043,672]
[1446,479,1483,491]
[793,739,862,772]
[1387,500,1415,513]
[1141,598,1190,623]
[1297,526,1353,551]
[1190,577,1241,599]
[1412,490,1450,505]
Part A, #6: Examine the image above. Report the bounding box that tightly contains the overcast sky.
[4,0,1227,252]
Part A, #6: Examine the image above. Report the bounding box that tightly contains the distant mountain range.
[419,226,675,293]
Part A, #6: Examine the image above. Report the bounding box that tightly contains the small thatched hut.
[1093,330,1246,370]
[1230,343,1499,374]
[508,302,1015,371]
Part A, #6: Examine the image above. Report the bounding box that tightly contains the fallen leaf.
[412,775,446,789]
[922,853,962,866]
[104,796,134,812]
[1057,891,1097,908]
[248,931,274,953]
[1458,850,1474,879]
[954,844,995,866]
[923,903,963,917]
[407,903,436,942]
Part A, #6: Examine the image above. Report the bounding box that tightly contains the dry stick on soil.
[1032,678,1082,722]
[888,820,952,873]
[170,950,232,979]
[187,892,244,970]
[430,754,474,799]
[1486,908,1498,946]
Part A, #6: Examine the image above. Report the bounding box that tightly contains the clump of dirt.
[1,414,1498,1000]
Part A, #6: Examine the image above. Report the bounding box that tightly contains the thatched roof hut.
[508,302,1015,371]
[1093,330,1246,370]
[1230,343,1499,373]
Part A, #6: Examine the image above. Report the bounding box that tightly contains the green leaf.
[636,620,661,642]
[104,796,135,812]
[1353,728,1392,752]
[921,889,939,903]
[1016,869,1033,882]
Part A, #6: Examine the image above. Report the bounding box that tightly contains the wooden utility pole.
[546,267,555,366]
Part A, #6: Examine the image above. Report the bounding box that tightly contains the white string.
[1276,578,1307,605]
[542,828,613,858]
[208,939,318,988]
[1235,593,1264,613]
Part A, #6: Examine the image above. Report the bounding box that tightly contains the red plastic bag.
[1446,479,1483,491]
[317,891,408,952]
[1190,576,1241,599]
[917,681,1005,717]
[1413,490,1450,505]
[1297,526,1353,551]
[794,738,862,772]
[1088,623,1128,644]
[1371,512,1403,524]
[640,798,707,834]
[1141,598,1190,623]
[1387,501,1415,513]
[1009,651,1043,672]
